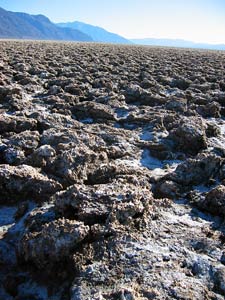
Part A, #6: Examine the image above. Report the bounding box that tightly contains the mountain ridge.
[57,21,132,44]
[0,7,92,41]
[131,38,225,50]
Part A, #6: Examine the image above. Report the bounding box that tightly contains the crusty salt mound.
[0,40,224,300]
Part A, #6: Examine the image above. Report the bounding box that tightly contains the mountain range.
[57,21,131,44]
[0,6,224,50]
[0,7,92,41]
[0,7,129,44]
[131,38,225,51]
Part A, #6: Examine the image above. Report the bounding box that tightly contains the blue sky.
[0,0,224,44]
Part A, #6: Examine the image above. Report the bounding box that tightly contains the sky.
[0,0,225,44]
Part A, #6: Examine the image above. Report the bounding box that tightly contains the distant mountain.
[57,21,131,44]
[0,7,92,41]
[131,38,225,51]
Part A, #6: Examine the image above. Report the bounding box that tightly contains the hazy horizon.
[0,0,224,45]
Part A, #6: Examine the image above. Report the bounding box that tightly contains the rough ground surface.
[0,40,225,300]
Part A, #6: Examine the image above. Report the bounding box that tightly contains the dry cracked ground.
[0,40,225,300]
